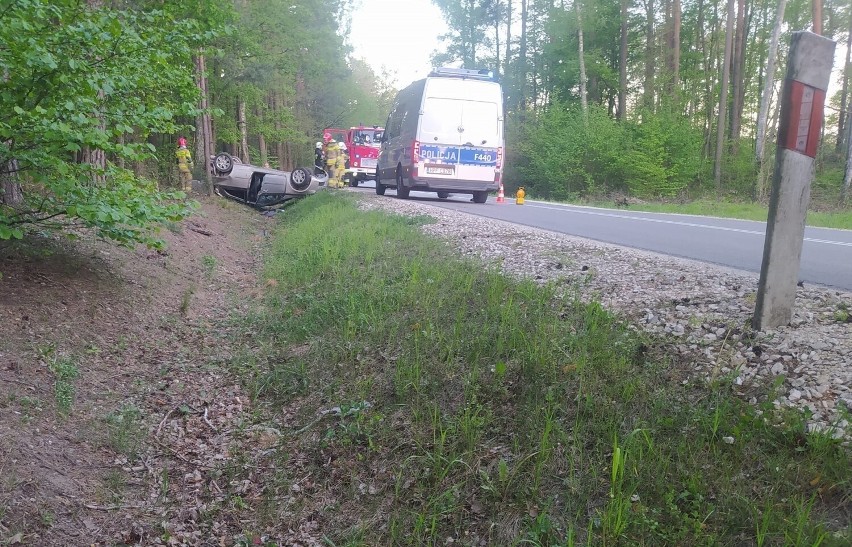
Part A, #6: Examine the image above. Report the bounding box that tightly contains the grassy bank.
[582,199,852,230]
[231,192,850,545]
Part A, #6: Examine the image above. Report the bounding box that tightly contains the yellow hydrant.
[516,186,526,205]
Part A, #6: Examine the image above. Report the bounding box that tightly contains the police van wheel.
[437,191,449,199]
[375,174,386,195]
[472,191,487,204]
[396,169,410,199]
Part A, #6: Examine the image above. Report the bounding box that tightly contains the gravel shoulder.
[360,195,852,440]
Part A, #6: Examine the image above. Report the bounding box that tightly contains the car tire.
[472,191,487,204]
[437,191,449,199]
[213,153,234,175]
[290,167,312,191]
[396,168,410,199]
[375,170,386,195]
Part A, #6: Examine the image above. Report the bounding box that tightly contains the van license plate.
[426,166,454,175]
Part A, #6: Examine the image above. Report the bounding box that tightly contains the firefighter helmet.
[177,137,187,148]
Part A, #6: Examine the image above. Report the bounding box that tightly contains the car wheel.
[213,153,234,175]
[472,191,487,204]
[437,191,449,199]
[290,167,312,191]
[375,170,386,195]
[396,168,410,199]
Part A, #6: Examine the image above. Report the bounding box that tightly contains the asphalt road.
[349,181,852,292]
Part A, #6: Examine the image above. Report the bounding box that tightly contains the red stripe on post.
[778,79,824,159]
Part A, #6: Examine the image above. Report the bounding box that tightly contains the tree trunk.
[505,0,512,84]
[284,142,292,171]
[729,0,746,140]
[642,0,655,112]
[812,0,822,35]
[258,132,268,168]
[576,2,588,125]
[755,0,785,166]
[494,1,501,76]
[618,0,628,120]
[238,99,250,163]
[274,92,286,170]
[1,66,22,207]
[715,0,735,191]
[1,157,22,207]
[518,0,528,111]
[837,10,851,152]
[467,0,476,66]
[83,0,106,183]
[698,0,711,157]
[672,0,680,93]
[195,52,214,194]
[258,97,270,168]
[843,117,852,202]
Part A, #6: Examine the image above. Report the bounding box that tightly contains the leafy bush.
[506,104,706,200]
[0,0,217,246]
[508,104,626,199]
[621,108,706,198]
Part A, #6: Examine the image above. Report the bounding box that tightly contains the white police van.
[376,68,504,203]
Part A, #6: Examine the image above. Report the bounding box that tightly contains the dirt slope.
[0,198,270,545]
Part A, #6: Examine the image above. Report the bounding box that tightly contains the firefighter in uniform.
[175,137,194,191]
[325,139,340,188]
[337,141,348,187]
[315,141,324,172]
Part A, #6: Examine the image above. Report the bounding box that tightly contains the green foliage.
[0,0,209,245]
[509,103,618,199]
[207,0,394,168]
[48,356,80,416]
[104,404,145,460]
[430,0,497,67]
[622,108,707,198]
[508,103,706,199]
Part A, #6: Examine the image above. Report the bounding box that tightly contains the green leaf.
[0,226,23,240]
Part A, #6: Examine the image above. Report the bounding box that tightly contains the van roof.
[428,67,495,81]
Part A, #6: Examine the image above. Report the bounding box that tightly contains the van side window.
[398,110,409,137]
[388,104,404,140]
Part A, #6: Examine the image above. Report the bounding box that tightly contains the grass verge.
[230,192,851,545]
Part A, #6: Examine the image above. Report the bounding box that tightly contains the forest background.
[1,0,851,245]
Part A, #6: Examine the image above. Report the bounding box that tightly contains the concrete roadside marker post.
[753,31,836,330]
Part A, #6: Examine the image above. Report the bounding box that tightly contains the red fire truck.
[323,125,384,187]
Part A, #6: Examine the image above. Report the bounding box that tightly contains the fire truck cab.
[323,125,384,187]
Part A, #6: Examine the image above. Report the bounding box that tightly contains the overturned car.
[211,152,327,207]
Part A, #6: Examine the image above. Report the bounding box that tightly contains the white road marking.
[525,203,852,247]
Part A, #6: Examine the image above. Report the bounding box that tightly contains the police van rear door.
[418,96,464,178]
[418,75,501,184]
[456,100,500,183]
